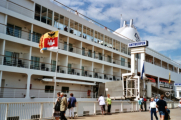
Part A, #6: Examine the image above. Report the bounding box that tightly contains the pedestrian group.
[54,92,77,120]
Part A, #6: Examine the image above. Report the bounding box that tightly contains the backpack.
[144,98,147,102]
[54,101,60,111]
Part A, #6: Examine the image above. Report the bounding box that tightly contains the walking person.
[149,97,158,120]
[60,93,68,120]
[156,94,167,120]
[138,98,142,112]
[143,96,147,111]
[154,96,159,102]
[68,93,77,119]
[98,94,106,115]
[140,96,143,111]
[53,92,61,120]
[106,94,112,115]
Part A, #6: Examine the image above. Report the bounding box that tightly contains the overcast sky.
[53,0,181,64]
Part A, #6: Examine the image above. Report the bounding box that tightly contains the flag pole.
[53,50,58,103]
[53,31,59,103]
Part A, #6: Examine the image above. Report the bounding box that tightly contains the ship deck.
[73,108,180,120]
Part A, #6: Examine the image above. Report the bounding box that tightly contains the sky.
[53,0,181,64]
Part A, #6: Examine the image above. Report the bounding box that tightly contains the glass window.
[82,66,84,76]
[41,6,47,23]
[68,64,71,74]
[121,43,127,54]
[31,56,40,69]
[14,26,22,38]
[6,24,14,36]
[64,42,67,50]
[47,9,52,25]
[45,86,54,93]
[88,50,92,57]
[32,32,41,43]
[34,4,41,21]
[62,87,69,93]
[51,60,56,72]
[121,57,125,66]
[82,47,85,55]
[5,51,13,64]
[54,12,59,28]
[108,55,111,62]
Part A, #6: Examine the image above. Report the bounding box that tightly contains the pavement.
[72,108,181,120]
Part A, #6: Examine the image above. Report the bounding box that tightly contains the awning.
[42,78,96,86]
[148,77,156,83]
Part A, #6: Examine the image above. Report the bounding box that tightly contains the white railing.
[0,101,179,120]
[30,90,94,99]
[0,88,94,99]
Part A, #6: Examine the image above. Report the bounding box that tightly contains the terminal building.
[0,0,181,103]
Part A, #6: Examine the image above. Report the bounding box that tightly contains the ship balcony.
[169,64,174,72]
[68,38,82,54]
[104,50,112,63]
[82,60,93,78]
[68,57,81,76]
[179,69,181,74]
[1,41,31,68]
[113,67,121,81]
[162,61,168,69]
[104,65,113,80]
[154,57,161,67]
[6,16,32,41]
[82,43,93,58]
[93,63,103,79]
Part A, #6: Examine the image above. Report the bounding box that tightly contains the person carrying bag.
[54,92,61,120]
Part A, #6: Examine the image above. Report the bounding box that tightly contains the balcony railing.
[0,54,29,68]
[0,87,94,99]
[0,101,178,119]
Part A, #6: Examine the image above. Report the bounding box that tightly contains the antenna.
[120,14,123,28]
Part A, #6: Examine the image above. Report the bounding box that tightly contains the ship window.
[34,4,41,21]
[41,6,47,24]
[7,116,19,120]
[32,32,41,43]
[121,57,125,66]
[6,24,22,38]
[45,86,54,93]
[62,87,69,93]
[31,115,40,119]
[68,64,72,74]
[54,12,59,29]
[121,43,127,54]
[82,47,85,55]
[47,9,53,25]
[51,60,56,72]
[31,56,40,70]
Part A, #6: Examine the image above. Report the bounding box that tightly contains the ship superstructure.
[0,0,181,103]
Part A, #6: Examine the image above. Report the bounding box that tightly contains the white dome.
[113,19,141,42]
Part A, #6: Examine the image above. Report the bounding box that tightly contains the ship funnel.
[123,21,126,27]
[130,19,133,27]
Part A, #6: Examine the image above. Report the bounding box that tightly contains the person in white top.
[150,97,158,120]
[98,94,106,115]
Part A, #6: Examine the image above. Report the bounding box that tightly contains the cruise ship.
[0,0,181,104]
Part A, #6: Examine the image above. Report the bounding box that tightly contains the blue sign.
[128,40,148,48]
[174,83,181,86]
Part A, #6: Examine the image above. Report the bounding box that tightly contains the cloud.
[53,0,181,53]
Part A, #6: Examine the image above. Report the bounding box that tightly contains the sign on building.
[128,40,148,48]
[174,83,181,86]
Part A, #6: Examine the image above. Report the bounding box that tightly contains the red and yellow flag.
[39,31,59,53]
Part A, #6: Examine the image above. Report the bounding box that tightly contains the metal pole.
[53,50,58,102]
